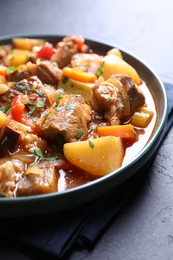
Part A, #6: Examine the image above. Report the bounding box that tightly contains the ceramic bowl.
[0,34,168,217]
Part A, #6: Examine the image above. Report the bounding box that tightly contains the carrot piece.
[62,67,97,83]
[0,65,7,77]
[97,124,137,140]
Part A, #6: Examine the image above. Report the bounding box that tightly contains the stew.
[0,35,156,198]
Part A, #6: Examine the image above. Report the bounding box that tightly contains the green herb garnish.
[62,77,69,84]
[54,94,63,109]
[131,129,137,136]
[6,66,18,74]
[96,62,104,77]
[66,103,75,110]
[43,112,50,120]
[88,139,95,149]
[30,148,59,165]
[0,101,12,113]
[15,82,30,93]
[96,67,103,77]
[26,107,36,117]
[105,96,111,102]
[32,117,38,123]
[75,130,84,140]
[31,88,44,97]
[36,98,46,108]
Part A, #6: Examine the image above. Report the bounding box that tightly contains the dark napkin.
[0,83,173,259]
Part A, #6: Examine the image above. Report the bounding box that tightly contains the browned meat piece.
[0,126,20,154]
[36,61,62,85]
[8,69,31,82]
[20,133,47,152]
[0,76,57,111]
[0,76,45,106]
[90,75,145,125]
[36,94,91,142]
[17,166,58,196]
[51,35,89,69]
[90,81,124,125]
[114,74,145,117]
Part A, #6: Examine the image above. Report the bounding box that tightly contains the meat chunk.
[0,76,45,105]
[8,69,31,82]
[36,95,91,142]
[51,35,89,69]
[0,76,57,111]
[115,74,145,117]
[17,166,58,196]
[36,61,62,85]
[90,80,124,125]
[90,75,145,125]
[20,133,47,152]
[0,126,20,154]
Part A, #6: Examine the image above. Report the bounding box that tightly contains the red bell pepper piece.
[37,43,54,60]
[12,95,40,135]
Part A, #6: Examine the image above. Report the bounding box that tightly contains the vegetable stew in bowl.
[0,35,160,199]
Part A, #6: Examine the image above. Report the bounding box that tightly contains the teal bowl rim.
[0,33,168,205]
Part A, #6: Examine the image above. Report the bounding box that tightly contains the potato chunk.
[12,38,45,51]
[64,136,124,176]
[102,54,141,85]
[58,77,94,102]
[4,49,32,66]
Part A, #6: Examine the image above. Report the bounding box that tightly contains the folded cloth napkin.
[0,83,172,259]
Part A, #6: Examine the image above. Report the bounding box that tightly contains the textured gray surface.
[0,0,173,259]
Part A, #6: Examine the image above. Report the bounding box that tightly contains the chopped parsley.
[15,82,44,97]
[88,139,95,149]
[131,129,137,136]
[32,117,38,123]
[54,94,63,109]
[30,148,59,165]
[66,103,75,110]
[105,96,111,102]
[32,88,44,97]
[96,67,103,77]
[62,77,69,84]
[50,61,57,67]
[6,66,18,74]
[36,98,46,108]
[75,130,84,140]
[26,98,46,117]
[15,82,30,93]
[43,112,50,120]
[0,101,12,113]
[96,62,105,77]
[26,107,36,117]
